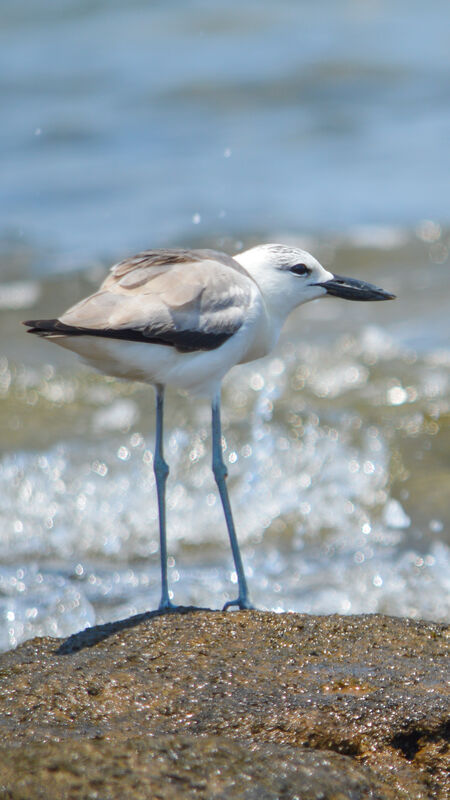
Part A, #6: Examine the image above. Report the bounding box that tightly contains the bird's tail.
[23,319,77,337]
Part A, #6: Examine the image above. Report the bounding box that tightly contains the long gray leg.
[154,385,175,610]
[211,392,253,610]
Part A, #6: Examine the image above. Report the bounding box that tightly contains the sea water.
[0,1,449,648]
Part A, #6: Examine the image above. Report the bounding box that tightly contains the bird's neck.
[234,251,299,325]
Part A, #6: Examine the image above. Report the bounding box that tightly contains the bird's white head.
[234,242,395,321]
[234,244,334,318]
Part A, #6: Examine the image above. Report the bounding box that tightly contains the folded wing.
[25,249,255,353]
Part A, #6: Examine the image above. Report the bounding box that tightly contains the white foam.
[1,323,449,648]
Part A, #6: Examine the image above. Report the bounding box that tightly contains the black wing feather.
[23,318,232,352]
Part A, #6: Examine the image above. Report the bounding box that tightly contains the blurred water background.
[0,0,449,649]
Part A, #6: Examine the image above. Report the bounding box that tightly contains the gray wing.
[26,249,255,353]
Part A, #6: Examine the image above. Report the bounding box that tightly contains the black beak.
[317,274,396,302]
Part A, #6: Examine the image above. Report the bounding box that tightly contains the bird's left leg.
[154,384,176,610]
[211,392,253,610]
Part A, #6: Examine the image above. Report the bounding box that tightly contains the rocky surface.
[0,734,402,800]
[0,611,448,799]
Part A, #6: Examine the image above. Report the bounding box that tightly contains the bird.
[24,243,395,611]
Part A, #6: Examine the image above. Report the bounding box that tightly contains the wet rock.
[0,734,402,800]
[0,611,448,799]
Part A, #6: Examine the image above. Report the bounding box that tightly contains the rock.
[0,611,448,799]
[0,735,402,800]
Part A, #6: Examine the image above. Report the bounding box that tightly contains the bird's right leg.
[211,392,253,611]
[154,384,175,610]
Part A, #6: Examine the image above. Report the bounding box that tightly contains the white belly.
[47,290,274,397]
[49,322,268,398]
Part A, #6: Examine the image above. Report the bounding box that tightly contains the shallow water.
[1,2,449,648]
[1,229,449,649]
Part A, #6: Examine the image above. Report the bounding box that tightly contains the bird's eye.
[290,264,310,276]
